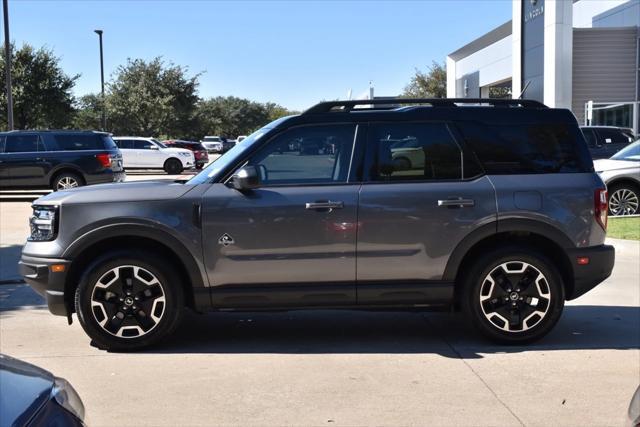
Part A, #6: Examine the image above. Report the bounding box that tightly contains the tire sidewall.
[75,252,183,351]
[463,248,565,344]
[164,158,183,174]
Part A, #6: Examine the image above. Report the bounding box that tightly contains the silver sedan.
[594,141,640,216]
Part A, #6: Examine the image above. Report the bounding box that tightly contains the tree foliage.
[402,61,447,98]
[0,44,78,130]
[106,57,200,137]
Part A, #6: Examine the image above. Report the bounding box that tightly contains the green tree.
[402,61,447,98]
[0,44,78,130]
[196,96,271,138]
[73,93,104,130]
[106,57,200,137]
[263,102,297,122]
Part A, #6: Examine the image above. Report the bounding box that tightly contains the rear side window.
[597,129,632,144]
[458,122,591,174]
[5,134,42,153]
[51,134,104,151]
[367,122,462,181]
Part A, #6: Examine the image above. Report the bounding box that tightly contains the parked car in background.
[0,130,124,191]
[0,354,85,426]
[220,137,236,153]
[21,98,615,351]
[594,140,640,216]
[236,135,247,143]
[163,140,209,169]
[628,385,640,427]
[113,137,195,174]
[200,136,223,153]
[581,126,635,159]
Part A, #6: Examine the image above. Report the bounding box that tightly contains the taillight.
[595,188,608,231]
[95,153,112,168]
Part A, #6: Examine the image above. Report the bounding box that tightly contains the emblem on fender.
[218,233,235,246]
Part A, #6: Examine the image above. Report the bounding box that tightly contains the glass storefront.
[585,102,638,134]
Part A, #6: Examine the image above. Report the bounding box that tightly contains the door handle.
[305,201,344,211]
[437,198,475,208]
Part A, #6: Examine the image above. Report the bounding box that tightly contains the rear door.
[356,121,497,304]
[4,133,49,187]
[201,123,361,308]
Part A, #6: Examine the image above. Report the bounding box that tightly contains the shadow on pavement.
[0,245,24,283]
[151,305,640,358]
[0,284,45,314]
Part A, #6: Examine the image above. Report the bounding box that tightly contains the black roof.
[0,129,110,135]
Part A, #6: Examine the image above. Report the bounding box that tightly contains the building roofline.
[448,20,512,61]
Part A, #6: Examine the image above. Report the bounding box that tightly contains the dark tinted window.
[51,134,103,150]
[0,136,5,153]
[597,128,632,144]
[133,140,154,149]
[114,139,131,149]
[248,124,356,185]
[368,122,462,181]
[5,134,42,153]
[581,129,597,147]
[102,135,117,150]
[458,122,590,174]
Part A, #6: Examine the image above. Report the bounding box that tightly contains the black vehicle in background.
[581,126,635,160]
[220,136,236,153]
[0,354,85,426]
[0,130,125,191]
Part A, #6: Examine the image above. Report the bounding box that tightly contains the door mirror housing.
[231,166,261,191]
[149,145,159,150]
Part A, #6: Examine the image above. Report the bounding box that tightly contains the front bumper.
[566,244,615,300]
[19,255,71,316]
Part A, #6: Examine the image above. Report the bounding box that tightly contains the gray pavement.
[0,194,638,426]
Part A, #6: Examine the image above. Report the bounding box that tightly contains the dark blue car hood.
[0,354,54,427]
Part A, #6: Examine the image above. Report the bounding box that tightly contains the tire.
[608,182,640,216]
[74,251,184,351]
[52,172,84,191]
[164,158,183,175]
[461,246,565,344]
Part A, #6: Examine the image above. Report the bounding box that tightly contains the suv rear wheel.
[164,158,183,175]
[462,247,564,344]
[52,172,84,191]
[74,251,184,351]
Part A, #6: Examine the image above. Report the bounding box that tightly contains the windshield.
[152,138,167,148]
[611,141,640,161]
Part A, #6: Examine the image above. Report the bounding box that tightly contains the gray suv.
[19,99,615,351]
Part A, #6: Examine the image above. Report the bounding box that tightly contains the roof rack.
[303,98,547,114]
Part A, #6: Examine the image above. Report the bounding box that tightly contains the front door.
[356,121,497,304]
[202,123,360,308]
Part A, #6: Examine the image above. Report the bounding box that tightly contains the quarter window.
[51,134,104,150]
[247,124,356,185]
[5,134,42,153]
[368,122,463,181]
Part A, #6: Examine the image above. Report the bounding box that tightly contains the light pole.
[94,29,105,130]
[3,0,14,130]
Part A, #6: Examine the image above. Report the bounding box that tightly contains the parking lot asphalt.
[1,175,639,426]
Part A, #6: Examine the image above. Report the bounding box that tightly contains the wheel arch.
[607,177,640,191]
[63,224,208,315]
[48,166,86,187]
[445,219,575,306]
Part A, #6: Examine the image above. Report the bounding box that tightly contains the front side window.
[368,122,462,181]
[247,124,356,185]
[5,134,42,153]
[597,129,632,144]
[133,140,155,150]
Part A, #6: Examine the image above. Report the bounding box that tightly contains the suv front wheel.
[462,247,565,344]
[75,251,184,351]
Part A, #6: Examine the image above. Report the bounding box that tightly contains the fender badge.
[218,233,235,247]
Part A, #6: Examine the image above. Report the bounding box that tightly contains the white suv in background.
[113,137,195,174]
[200,136,223,153]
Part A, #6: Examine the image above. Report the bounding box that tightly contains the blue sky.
[8,0,511,110]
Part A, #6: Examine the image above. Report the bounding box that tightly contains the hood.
[0,354,54,427]
[593,159,639,173]
[33,180,196,206]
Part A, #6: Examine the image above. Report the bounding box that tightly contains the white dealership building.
[447,0,640,134]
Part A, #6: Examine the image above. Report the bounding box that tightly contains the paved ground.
[0,179,638,426]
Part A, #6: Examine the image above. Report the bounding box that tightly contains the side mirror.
[149,145,159,150]
[231,165,261,191]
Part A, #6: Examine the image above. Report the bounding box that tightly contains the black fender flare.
[443,218,575,281]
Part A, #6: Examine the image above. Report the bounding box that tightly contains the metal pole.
[94,30,105,130]
[3,0,14,130]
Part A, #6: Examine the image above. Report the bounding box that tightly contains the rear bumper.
[566,244,615,300]
[18,255,71,316]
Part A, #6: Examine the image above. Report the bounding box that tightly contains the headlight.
[29,205,58,241]
[52,377,85,422]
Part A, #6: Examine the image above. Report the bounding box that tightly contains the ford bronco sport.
[20,98,615,351]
